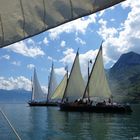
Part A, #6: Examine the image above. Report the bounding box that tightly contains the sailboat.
[62,50,86,103]
[28,68,46,106]
[60,43,132,113]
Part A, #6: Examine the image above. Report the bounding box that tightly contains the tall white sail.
[32,68,45,101]
[51,73,67,100]
[47,63,57,101]
[63,51,85,102]
[0,0,125,48]
[83,44,111,99]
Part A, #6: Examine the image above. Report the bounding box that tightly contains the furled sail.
[83,43,112,99]
[0,0,125,48]
[47,63,57,102]
[32,68,45,101]
[51,73,67,100]
[62,51,85,102]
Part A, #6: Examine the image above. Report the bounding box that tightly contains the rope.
[0,108,21,140]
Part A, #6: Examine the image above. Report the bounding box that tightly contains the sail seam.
[0,14,4,46]
[19,0,25,37]
[70,0,74,19]
[43,0,46,29]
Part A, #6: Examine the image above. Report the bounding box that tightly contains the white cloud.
[98,19,118,39]
[0,76,47,93]
[6,41,45,58]
[79,50,99,78]
[110,18,115,22]
[59,47,99,78]
[0,76,31,91]
[60,48,76,64]
[11,61,21,66]
[1,55,10,60]
[49,14,97,40]
[27,38,34,44]
[98,10,105,17]
[41,86,48,94]
[97,0,140,66]
[43,37,49,45]
[54,67,66,76]
[75,37,86,45]
[47,56,56,62]
[27,64,35,70]
[60,40,66,48]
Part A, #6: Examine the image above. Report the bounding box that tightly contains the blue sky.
[0,0,140,93]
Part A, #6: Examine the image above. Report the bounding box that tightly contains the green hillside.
[108,52,140,103]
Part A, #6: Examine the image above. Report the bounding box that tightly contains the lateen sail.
[47,63,57,102]
[32,68,45,101]
[51,73,67,100]
[62,51,85,102]
[83,43,111,99]
[0,0,125,48]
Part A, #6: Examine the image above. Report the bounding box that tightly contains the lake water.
[0,103,140,140]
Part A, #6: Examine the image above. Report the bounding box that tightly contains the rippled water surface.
[0,104,140,140]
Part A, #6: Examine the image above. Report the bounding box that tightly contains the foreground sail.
[60,43,132,113]
[0,0,125,48]
[62,51,85,103]
[28,68,46,106]
[51,73,68,101]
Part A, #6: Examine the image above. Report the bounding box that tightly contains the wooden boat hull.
[59,103,132,113]
[28,101,58,107]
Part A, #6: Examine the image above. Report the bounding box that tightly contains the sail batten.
[62,51,85,102]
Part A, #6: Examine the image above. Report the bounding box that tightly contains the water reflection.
[0,104,140,140]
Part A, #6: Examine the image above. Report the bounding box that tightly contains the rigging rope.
[0,108,21,140]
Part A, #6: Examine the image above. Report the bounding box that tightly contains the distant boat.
[28,68,47,106]
[28,63,58,106]
[60,43,132,113]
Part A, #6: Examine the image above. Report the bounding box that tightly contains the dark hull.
[59,103,132,113]
[28,101,58,107]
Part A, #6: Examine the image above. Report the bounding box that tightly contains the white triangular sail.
[62,52,85,102]
[83,44,111,99]
[47,63,57,102]
[32,68,45,101]
[51,73,67,100]
[0,0,125,48]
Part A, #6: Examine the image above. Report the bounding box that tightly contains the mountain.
[108,51,140,103]
[0,89,31,103]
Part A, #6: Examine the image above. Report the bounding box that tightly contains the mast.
[31,76,33,101]
[61,49,79,103]
[82,41,103,100]
[47,62,53,102]
[47,75,50,102]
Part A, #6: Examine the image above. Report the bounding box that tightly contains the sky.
[0,0,140,93]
